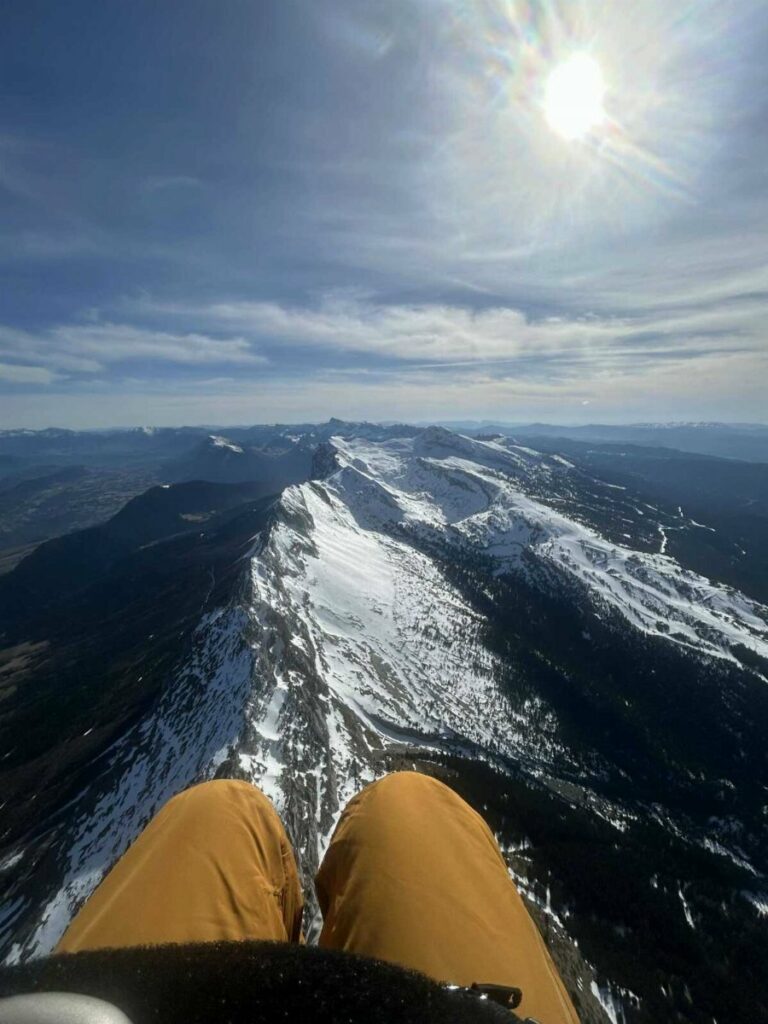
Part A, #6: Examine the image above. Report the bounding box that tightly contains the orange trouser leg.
[56,780,303,953]
[316,772,579,1024]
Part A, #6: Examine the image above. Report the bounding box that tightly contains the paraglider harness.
[0,942,541,1023]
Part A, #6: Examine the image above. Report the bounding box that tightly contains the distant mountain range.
[2,422,767,1023]
[437,421,768,463]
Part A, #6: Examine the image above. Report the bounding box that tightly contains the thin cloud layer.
[0,323,266,378]
[151,293,766,364]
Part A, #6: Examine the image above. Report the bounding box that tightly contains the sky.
[1,0,767,428]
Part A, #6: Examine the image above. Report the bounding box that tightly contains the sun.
[544,54,605,140]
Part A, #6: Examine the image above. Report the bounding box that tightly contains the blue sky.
[1,0,767,427]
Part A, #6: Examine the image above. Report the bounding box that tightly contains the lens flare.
[544,54,605,140]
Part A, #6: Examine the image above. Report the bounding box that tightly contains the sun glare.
[544,54,605,141]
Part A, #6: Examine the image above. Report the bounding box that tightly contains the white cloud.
[141,291,766,368]
[50,322,267,367]
[0,322,267,375]
[0,362,57,384]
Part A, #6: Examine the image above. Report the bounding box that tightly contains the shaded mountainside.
[165,434,314,486]
[1,426,767,1023]
[0,480,279,621]
[0,489,281,960]
[0,467,161,571]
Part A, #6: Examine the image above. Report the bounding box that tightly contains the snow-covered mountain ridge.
[4,426,767,1024]
[312,430,767,662]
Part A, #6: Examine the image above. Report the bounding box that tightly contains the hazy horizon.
[2,417,767,434]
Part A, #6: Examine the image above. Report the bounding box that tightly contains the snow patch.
[209,435,244,454]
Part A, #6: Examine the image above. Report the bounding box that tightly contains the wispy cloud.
[135,291,766,368]
[0,362,57,385]
[49,323,266,368]
[1,284,764,424]
[0,322,267,376]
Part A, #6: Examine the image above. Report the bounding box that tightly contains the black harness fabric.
[0,941,517,1024]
